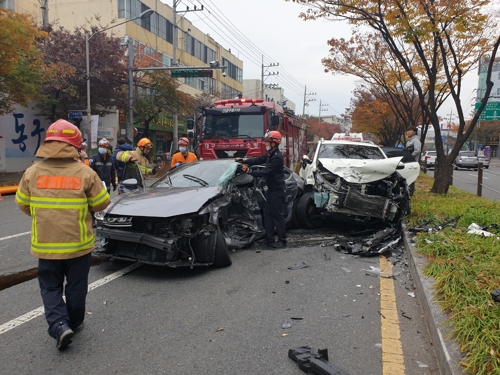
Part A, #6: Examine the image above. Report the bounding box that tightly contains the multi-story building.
[2,0,243,167]
[243,79,296,113]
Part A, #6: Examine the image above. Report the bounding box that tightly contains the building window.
[221,83,241,99]
[140,3,151,31]
[222,59,243,83]
[166,20,174,44]
[118,0,125,18]
[1,0,15,11]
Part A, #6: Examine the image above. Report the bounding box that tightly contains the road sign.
[68,112,83,119]
[474,102,500,121]
[171,69,213,78]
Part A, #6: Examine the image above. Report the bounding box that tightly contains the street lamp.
[85,8,154,148]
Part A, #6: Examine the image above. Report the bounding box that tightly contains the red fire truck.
[199,98,308,173]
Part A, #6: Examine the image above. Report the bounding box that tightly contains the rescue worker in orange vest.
[117,137,156,178]
[15,120,111,350]
[170,137,198,168]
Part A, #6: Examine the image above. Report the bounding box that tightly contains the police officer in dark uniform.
[236,131,286,248]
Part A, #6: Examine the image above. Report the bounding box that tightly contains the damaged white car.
[298,140,419,228]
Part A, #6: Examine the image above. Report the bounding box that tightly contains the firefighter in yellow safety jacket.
[15,119,111,350]
[116,137,156,178]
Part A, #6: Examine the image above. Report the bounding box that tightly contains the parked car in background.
[298,140,419,228]
[454,151,479,170]
[95,159,303,268]
[478,154,490,169]
[420,151,437,169]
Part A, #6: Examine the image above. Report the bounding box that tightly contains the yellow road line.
[380,256,406,374]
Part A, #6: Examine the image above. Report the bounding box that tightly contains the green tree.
[288,0,500,193]
[133,71,190,138]
[0,9,47,115]
[36,25,128,123]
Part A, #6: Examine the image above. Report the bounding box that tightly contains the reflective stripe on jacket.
[15,147,111,260]
[116,148,152,177]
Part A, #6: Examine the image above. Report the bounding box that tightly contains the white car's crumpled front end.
[317,157,403,184]
[313,157,411,224]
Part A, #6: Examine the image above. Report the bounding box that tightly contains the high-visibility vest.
[16,186,109,255]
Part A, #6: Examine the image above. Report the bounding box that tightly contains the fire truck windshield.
[203,114,264,139]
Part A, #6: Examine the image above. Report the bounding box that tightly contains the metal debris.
[288,262,308,270]
[288,346,350,375]
[491,289,500,303]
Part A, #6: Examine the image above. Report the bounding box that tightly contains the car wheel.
[297,192,322,229]
[453,165,458,170]
[485,165,489,169]
[409,182,415,196]
[213,227,232,268]
[291,197,301,228]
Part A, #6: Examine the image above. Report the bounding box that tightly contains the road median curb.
[403,229,467,375]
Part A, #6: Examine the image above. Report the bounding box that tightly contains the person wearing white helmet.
[89,138,117,193]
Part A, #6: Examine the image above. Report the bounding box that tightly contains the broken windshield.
[319,144,386,160]
[203,114,264,139]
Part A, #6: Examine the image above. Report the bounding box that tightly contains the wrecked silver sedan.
[95,159,302,268]
[298,140,417,227]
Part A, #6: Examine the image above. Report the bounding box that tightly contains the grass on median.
[407,173,500,375]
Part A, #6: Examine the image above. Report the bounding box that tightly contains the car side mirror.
[302,155,312,165]
[396,163,405,170]
[122,178,138,190]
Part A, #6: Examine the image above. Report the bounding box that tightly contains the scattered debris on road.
[287,262,308,270]
[288,346,350,375]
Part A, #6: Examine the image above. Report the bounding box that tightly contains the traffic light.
[187,119,195,139]
[171,69,213,78]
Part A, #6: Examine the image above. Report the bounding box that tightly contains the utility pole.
[128,38,134,142]
[40,0,49,26]
[261,56,279,99]
[302,86,316,116]
[318,100,328,125]
[172,1,203,152]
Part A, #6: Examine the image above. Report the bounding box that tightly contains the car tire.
[485,165,489,169]
[297,192,322,229]
[409,182,415,196]
[213,228,232,268]
[291,197,301,228]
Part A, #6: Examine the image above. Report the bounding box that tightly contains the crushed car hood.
[106,186,223,218]
[318,157,403,183]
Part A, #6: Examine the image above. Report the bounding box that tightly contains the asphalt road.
[426,167,500,200]
[0,192,439,374]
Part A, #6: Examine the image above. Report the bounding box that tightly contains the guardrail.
[422,160,500,198]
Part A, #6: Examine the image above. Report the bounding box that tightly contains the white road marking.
[0,232,31,242]
[0,262,142,335]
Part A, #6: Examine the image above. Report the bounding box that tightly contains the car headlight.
[94,211,105,221]
[105,216,133,226]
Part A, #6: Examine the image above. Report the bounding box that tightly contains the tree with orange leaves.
[287,0,500,194]
[0,9,47,115]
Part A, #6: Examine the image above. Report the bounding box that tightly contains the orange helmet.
[137,138,153,148]
[265,130,282,145]
[178,137,189,146]
[44,120,83,148]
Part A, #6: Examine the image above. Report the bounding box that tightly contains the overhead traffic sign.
[171,69,213,78]
[474,102,500,121]
[68,112,83,119]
